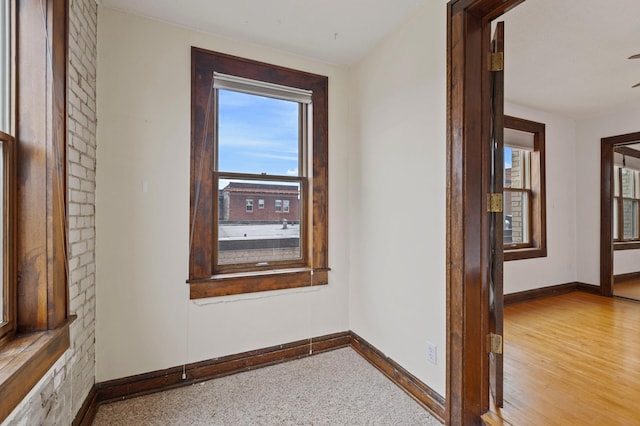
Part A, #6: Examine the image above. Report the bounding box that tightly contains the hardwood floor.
[491,292,640,425]
[614,279,640,301]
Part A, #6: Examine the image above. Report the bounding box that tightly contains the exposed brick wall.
[2,0,97,424]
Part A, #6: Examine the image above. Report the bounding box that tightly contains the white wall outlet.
[426,341,437,365]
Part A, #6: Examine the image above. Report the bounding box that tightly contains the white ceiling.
[99,0,426,65]
[100,0,640,120]
[502,0,640,120]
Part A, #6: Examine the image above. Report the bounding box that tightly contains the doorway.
[601,133,640,301]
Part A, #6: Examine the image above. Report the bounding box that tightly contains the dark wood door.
[488,20,505,408]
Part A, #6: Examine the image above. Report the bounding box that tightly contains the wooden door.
[488,20,505,408]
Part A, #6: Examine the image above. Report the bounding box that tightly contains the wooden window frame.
[503,115,547,261]
[0,1,71,423]
[188,48,329,299]
[613,165,640,247]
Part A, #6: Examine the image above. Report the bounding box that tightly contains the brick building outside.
[221,182,300,223]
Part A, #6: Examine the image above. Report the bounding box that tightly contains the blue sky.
[218,90,299,179]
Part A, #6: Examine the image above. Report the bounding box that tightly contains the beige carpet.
[92,347,442,425]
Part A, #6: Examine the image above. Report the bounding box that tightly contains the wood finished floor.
[614,279,640,301]
[493,292,640,425]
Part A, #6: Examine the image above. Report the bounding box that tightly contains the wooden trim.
[504,282,599,306]
[447,0,531,423]
[96,332,350,404]
[614,146,640,159]
[349,332,446,423]
[614,271,640,284]
[614,241,640,250]
[601,133,640,297]
[188,268,328,299]
[92,331,445,424]
[0,320,71,423]
[72,386,97,426]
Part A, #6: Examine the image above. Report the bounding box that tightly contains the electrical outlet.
[426,342,437,365]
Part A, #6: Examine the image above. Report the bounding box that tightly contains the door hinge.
[489,52,504,71]
[488,333,503,355]
[487,193,503,213]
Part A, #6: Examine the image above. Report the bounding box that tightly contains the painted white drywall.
[575,105,640,282]
[96,7,351,381]
[503,102,578,294]
[348,3,447,396]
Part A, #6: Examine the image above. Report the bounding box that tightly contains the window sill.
[614,241,640,251]
[504,247,547,261]
[0,317,74,423]
[188,267,329,299]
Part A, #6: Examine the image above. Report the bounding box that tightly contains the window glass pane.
[0,0,9,134]
[504,148,530,189]
[614,166,620,197]
[621,168,636,198]
[504,190,529,245]
[218,178,301,266]
[218,89,299,176]
[623,199,639,240]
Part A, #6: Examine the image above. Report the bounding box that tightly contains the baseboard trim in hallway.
[74,331,445,425]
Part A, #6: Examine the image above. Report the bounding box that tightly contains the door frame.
[600,132,640,297]
[446,0,525,423]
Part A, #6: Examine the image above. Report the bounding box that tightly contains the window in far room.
[503,115,547,261]
[613,161,640,242]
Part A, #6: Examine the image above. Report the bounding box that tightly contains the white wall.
[503,102,578,293]
[96,7,350,381]
[575,105,640,282]
[348,3,447,396]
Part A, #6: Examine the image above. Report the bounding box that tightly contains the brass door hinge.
[489,52,504,71]
[487,193,503,213]
[488,333,503,355]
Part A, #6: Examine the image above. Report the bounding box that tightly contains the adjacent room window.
[613,165,640,242]
[189,48,329,298]
[503,116,547,261]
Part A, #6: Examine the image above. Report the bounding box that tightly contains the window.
[503,116,547,261]
[613,161,640,243]
[0,0,69,422]
[0,0,11,340]
[189,48,329,298]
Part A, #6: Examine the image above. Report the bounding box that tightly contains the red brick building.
[220,182,300,222]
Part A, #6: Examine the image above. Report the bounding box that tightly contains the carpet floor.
[92,347,442,425]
